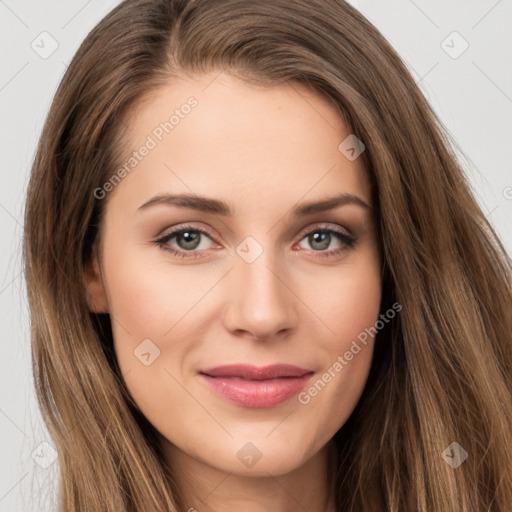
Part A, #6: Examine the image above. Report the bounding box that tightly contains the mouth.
[198,364,314,408]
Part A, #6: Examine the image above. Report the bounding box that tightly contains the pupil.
[310,232,330,251]
[178,231,200,250]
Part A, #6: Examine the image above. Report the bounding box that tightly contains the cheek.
[105,251,211,341]
[104,255,212,426]
[310,249,382,350]
[296,251,382,429]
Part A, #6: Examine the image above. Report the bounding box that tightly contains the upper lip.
[199,364,313,381]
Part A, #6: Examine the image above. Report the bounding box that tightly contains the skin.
[85,71,382,512]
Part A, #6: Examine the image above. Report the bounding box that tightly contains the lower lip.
[199,373,313,408]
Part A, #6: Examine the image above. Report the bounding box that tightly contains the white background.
[0,1,511,510]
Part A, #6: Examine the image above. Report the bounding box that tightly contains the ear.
[84,244,109,313]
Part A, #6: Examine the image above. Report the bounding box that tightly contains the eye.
[154,223,358,259]
[154,224,217,259]
[295,224,357,258]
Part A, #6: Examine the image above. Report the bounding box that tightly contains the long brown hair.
[23,0,512,510]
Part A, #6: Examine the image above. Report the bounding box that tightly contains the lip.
[198,364,314,408]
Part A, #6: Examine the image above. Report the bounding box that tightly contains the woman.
[23,0,512,510]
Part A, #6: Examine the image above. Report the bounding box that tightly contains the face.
[85,72,381,477]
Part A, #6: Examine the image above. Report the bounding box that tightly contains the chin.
[218,450,308,477]
[204,434,318,477]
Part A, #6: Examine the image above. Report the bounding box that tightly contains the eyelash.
[154,223,358,260]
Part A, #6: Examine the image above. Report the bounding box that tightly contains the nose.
[221,248,299,342]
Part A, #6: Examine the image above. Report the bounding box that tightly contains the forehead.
[107,72,371,215]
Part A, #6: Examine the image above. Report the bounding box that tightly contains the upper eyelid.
[157,224,216,241]
[296,222,352,239]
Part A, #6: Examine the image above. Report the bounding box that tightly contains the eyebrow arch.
[137,192,371,216]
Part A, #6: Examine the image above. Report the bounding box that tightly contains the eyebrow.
[137,192,371,216]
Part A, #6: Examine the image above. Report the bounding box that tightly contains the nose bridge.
[223,237,297,339]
